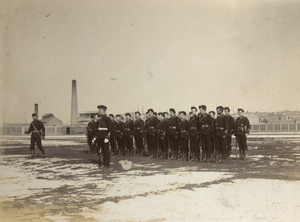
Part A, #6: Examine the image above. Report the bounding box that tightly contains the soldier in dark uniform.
[179,111,189,161]
[168,108,180,160]
[94,105,112,169]
[189,106,199,161]
[234,108,250,159]
[115,115,125,156]
[224,107,235,158]
[199,105,214,162]
[124,113,134,156]
[164,112,170,157]
[214,106,228,163]
[25,113,46,158]
[144,111,150,156]
[209,111,216,161]
[109,114,117,155]
[146,109,160,158]
[87,114,95,153]
[134,111,144,156]
[157,112,167,159]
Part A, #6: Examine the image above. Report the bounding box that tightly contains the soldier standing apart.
[224,107,235,158]
[199,105,214,162]
[109,114,117,155]
[179,111,189,161]
[157,112,167,159]
[25,113,46,158]
[146,109,159,158]
[95,105,112,169]
[124,113,134,156]
[168,108,180,160]
[214,106,228,163]
[115,115,125,156]
[189,107,199,161]
[234,108,250,159]
[134,111,144,156]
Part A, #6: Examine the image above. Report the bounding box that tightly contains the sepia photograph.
[0,0,300,221]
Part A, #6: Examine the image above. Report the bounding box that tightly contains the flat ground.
[0,135,300,222]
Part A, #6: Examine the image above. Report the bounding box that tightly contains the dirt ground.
[0,135,299,222]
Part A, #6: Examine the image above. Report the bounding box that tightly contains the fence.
[250,123,300,132]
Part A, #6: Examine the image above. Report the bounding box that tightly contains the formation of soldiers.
[87,105,251,167]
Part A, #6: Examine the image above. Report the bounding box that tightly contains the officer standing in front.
[234,108,250,159]
[94,105,112,169]
[25,113,46,159]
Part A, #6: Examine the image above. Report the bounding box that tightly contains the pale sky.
[1,0,300,124]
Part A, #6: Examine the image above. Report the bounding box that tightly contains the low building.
[41,113,63,126]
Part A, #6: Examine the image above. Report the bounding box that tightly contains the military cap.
[109,114,114,117]
[224,107,230,112]
[97,105,107,110]
[216,106,223,111]
[91,114,95,118]
[147,108,154,113]
[32,113,37,117]
[135,111,141,115]
[125,112,131,117]
[169,108,176,113]
[191,106,197,111]
[199,105,207,110]
[209,111,215,115]
[180,111,186,115]
[158,112,163,116]
[237,108,244,112]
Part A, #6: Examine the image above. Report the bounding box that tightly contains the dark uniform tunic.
[179,119,189,161]
[146,116,160,157]
[94,114,112,167]
[189,114,199,161]
[26,120,45,152]
[110,120,117,155]
[167,116,180,159]
[234,116,250,158]
[157,118,168,159]
[214,114,228,160]
[224,115,235,158]
[134,118,144,156]
[115,121,125,155]
[124,119,134,156]
[199,113,214,161]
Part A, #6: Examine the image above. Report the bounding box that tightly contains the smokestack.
[71,80,78,125]
[34,103,39,118]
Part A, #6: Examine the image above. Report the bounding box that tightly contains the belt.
[135,127,141,130]
[191,127,197,129]
[98,127,108,131]
[149,126,155,129]
[216,127,224,130]
[169,126,176,129]
[181,130,187,132]
[201,125,209,128]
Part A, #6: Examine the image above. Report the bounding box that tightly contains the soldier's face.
[98,108,105,115]
[191,109,196,114]
[165,114,169,119]
[217,108,223,115]
[135,114,140,119]
[200,109,206,115]
[225,110,229,115]
[239,111,244,117]
[110,116,114,121]
[210,113,215,118]
[32,116,38,120]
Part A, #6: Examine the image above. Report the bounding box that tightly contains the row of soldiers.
[87,105,250,164]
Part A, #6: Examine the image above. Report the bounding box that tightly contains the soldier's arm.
[246,118,250,134]
[25,123,33,134]
[41,122,46,137]
[107,117,112,138]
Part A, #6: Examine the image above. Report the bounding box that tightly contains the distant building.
[41,113,63,126]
